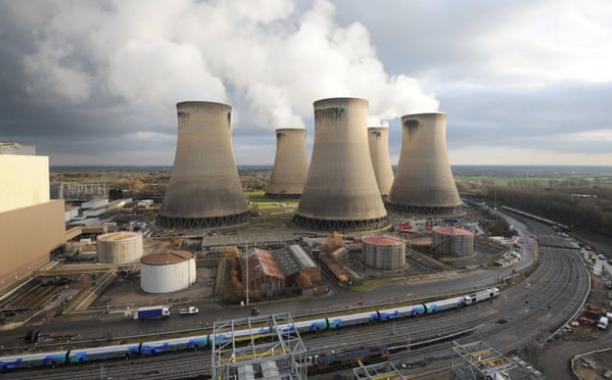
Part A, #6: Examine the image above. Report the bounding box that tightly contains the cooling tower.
[387,112,462,215]
[157,101,250,229]
[266,128,309,198]
[294,97,389,231]
[367,127,394,197]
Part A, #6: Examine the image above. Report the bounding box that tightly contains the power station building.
[140,250,196,293]
[0,149,65,291]
[158,101,250,229]
[367,127,394,197]
[387,112,462,215]
[362,235,406,270]
[432,226,474,256]
[97,232,143,264]
[294,98,389,231]
[266,128,309,198]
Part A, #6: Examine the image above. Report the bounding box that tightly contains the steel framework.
[211,313,307,380]
[353,361,405,380]
[451,341,543,380]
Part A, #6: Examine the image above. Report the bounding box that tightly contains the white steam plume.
[10,0,438,130]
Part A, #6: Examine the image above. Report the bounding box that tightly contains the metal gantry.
[211,312,307,380]
[353,361,406,380]
[451,341,544,380]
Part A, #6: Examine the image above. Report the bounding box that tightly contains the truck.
[179,306,199,315]
[597,316,609,330]
[128,305,170,320]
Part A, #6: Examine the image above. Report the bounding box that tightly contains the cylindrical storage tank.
[432,226,474,256]
[294,97,389,232]
[266,128,309,198]
[97,232,143,264]
[157,101,250,229]
[387,112,462,215]
[367,127,394,197]
[362,235,406,270]
[140,250,196,293]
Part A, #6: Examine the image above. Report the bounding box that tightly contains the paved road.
[2,214,591,380]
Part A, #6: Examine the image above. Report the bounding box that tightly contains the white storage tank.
[140,250,196,293]
[432,226,474,256]
[97,232,143,264]
[362,235,406,270]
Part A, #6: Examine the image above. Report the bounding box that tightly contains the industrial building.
[272,245,321,287]
[362,235,406,270]
[0,151,65,291]
[97,232,143,264]
[367,127,394,197]
[241,248,285,297]
[294,97,389,231]
[266,128,309,198]
[158,101,250,229]
[387,112,462,215]
[140,250,196,293]
[432,226,474,256]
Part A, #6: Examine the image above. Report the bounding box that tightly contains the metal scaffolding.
[451,341,544,380]
[353,361,406,380]
[211,313,307,380]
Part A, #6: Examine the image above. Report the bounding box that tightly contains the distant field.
[246,191,299,214]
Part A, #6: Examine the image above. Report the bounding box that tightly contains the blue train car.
[0,350,68,370]
[377,304,425,320]
[68,343,140,363]
[328,311,378,329]
[141,341,169,355]
[425,296,466,314]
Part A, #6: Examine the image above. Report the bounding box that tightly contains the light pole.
[245,240,249,307]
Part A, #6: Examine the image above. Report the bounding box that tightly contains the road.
[1,213,593,380]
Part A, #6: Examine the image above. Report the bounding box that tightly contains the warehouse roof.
[272,249,300,277]
[432,226,473,236]
[288,245,317,268]
[243,248,284,280]
[362,235,405,246]
[141,250,193,265]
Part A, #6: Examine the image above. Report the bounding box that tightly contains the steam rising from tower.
[266,128,309,198]
[157,101,250,229]
[387,112,462,215]
[294,97,389,231]
[367,127,394,197]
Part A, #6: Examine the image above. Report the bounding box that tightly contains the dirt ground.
[574,349,612,380]
[91,264,215,308]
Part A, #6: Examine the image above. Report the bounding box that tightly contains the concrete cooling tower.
[294,97,389,231]
[387,112,462,215]
[157,101,250,229]
[266,128,309,198]
[367,127,394,197]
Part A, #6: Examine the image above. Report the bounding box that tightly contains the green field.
[246,191,299,214]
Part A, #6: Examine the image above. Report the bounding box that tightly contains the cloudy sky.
[0,0,611,166]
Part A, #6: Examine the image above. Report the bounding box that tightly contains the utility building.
[266,128,309,198]
[294,97,389,231]
[158,101,250,229]
[387,112,462,215]
[367,127,394,197]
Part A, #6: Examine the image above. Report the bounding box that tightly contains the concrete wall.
[0,200,65,290]
[367,127,394,197]
[158,101,249,228]
[266,128,309,197]
[295,97,389,231]
[0,155,50,213]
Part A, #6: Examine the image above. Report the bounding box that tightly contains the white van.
[597,316,609,330]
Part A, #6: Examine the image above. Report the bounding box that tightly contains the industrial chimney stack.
[387,112,462,215]
[294,97,389,231]
[266,128,309,198]
[157,101,250,229]
[367,127,394,197]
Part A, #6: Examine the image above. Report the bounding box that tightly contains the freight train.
[0,287,499,371]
